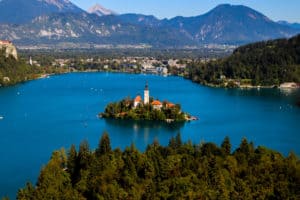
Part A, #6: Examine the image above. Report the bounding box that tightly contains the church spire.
[144,81,149,104]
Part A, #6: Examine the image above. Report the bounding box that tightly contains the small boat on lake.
[0,116,4,120]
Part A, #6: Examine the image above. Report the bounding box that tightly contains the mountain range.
[0,0,299,48]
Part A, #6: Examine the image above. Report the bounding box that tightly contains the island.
[99,82,197,122]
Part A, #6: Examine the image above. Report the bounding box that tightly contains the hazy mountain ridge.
[162,4,297,44]
[0,0,83,24]
[0,1,299,48]
[0,12,193,47]
[277,21,300,30]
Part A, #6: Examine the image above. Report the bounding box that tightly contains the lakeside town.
[1,39,300,90]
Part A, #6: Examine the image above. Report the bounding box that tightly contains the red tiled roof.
[134,95,142,102]
[151,100,162,106]
[166,102,175,108]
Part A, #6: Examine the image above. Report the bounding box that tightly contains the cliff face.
[0,42,18,60]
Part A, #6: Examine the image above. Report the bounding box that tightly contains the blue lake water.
[0,72,300,198]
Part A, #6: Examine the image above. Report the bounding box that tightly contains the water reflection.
[225,87,300,108]
[104,118,185,132]
[279,88,300,107]
[103,119,184,146]
[279,87,299,96]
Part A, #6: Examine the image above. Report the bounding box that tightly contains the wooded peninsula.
[186,34,300,87]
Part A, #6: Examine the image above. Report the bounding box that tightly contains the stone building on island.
[151,100,163,110]
[133,82,174,111]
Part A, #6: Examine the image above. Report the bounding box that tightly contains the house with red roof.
[166,102,175,109]
[134,95,142,108]
[151,100,162,110]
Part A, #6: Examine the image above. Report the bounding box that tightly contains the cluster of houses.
[133,83,175,110]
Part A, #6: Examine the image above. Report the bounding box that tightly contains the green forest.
[0,49,42,86]
[0,48,68,86]
[16,133,300,200]
[100,98,186,122]
[186,34,300,87]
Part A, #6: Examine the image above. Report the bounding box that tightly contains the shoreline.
[2,69,299,91]
[48,70,300,90]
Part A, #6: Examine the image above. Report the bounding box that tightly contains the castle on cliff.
[0,40,18,60]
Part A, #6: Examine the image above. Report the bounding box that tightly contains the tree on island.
[100,97,187,122]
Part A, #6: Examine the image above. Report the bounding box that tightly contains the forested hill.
[0,49,40,86]
[187,34,300,86]
[0,48,67,86]
[16,133,300,199]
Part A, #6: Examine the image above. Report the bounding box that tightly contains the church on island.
[133,82,175,110]
[99,82,197,122]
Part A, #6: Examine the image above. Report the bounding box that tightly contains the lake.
[0,72,299,198]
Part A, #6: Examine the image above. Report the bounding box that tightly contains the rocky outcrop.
[0,41,18,60]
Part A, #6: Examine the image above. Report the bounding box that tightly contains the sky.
[71,0,300,23]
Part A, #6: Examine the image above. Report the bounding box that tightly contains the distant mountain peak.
[88,3,116,16]
[206,3,273,23]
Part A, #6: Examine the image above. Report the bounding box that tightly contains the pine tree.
[78,140,91,170]
[239,138,250,155]
[17,182,35,200]
[221,136,231,156]
[96,132,112,157]
[67,144,78,185]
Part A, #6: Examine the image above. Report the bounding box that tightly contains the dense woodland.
[100,98,186,122]
[16,133,300,200]
[186,34,300,86]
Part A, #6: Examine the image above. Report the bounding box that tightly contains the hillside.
[0,48,40,86]
[0,0,83,24]
[164,4,297,44]
[187,34,300,86]
[0,43,67,86]
[0,12,193,48]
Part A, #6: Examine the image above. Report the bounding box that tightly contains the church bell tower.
[144,82,149,104]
